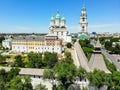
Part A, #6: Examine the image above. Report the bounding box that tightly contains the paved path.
[73,41,90,72]
[71,48,80,68]
[88,54,110,73]
[102,49,120,71]
[89,40,110,73]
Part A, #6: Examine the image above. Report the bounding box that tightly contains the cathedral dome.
[56,10,60,19]
[82,6,86,11]
[61,14,66,21]
[78,33,89,39]
[51,15,55,21]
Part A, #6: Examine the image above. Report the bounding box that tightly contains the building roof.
[82,6,86,11]
[56,11,60,19]
[61,14,66,21]
[13,35,45,41]
[78,33,89,39]
[3,38,12,42]
[0,67,44,76]
[51,15,55,21]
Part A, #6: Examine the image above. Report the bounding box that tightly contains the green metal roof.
[56,13,60,18]
[61,14,66,21]
[82,6,86,11]
[78,33,89,39]
[3,38,12,42]
[51,15,55,20]
[56,10,60,19]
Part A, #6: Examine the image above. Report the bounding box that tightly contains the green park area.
[99,37,120,54]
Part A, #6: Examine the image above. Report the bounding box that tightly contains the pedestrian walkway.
[88,54,110,73]
[73,41,90,72]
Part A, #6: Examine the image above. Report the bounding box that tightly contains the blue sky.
[0,0,120,33]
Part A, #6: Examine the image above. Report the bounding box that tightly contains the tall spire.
[57,9,59,14]
[51,14,55,21]
[82,3,86,11]
[61,14,66,21]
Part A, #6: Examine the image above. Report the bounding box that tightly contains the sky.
[0,0,120,33]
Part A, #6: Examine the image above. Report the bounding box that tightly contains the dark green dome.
[78,33,89,39]
[82,6,86,11]
[56,10,60,19]
[51,15,55,20]
[61,14,66,21]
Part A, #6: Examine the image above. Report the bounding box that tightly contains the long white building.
[12,35,62,54]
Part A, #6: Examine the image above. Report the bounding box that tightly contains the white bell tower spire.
[79,5,88,33]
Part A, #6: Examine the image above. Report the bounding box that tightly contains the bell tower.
[78,5,89,39]
[79,5,88,33]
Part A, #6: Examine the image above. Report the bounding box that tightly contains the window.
[61,32,63,35]
[82,26,84,31]
[82,18,85,21]
[52,48,54,50]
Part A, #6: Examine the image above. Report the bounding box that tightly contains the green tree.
[14,55,24,67]
[105,41,112,50]
[43,69,55,80]
[34,83,47,90]
[87,69,109,88]
[0,55,5,63]
[0,69,7,90]
[56,85,66,90]
[54,61,76,89]
[21,76,33,90]
[66,43,72,48]
[6,76,33,90]
[64,52,73,64]
[0,36,5,43]
[27,52,42,68]
[76,67,86,81]
[44,52,58,68]
[7,68,20,81]
[108,71,120,90]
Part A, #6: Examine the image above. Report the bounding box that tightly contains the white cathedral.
[48,11,72,43]
[78,6,89,39]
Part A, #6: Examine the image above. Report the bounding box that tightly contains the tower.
[55,10,60,27]
[61,14,66,27]
[50,15,55,27]
[78,5,89,39]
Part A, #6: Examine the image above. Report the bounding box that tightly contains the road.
[102,49,120,71]
[91,39,120,71]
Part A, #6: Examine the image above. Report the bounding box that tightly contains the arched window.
[82,26,84,31]
[82,18,85,21]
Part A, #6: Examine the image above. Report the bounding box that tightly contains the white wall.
[2,41,11,49]
[12,45,62,54]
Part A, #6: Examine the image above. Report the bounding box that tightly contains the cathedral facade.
[48,11,71,43]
